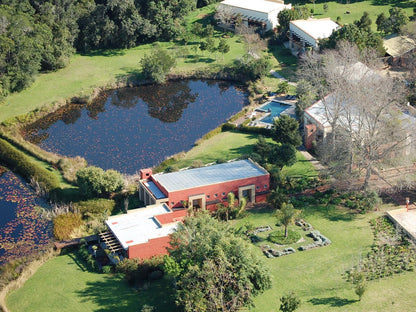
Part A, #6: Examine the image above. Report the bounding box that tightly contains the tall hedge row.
[0,138,60,191]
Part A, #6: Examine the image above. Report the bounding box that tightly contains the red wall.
[127,236,171,259]
[165,175,270,208]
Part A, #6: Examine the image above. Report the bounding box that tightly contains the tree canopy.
[166,213,272,312]
[76,166,124,198]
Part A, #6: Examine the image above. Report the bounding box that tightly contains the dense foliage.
[0,138,60,191]
[76,166,124,198]
[0,0,218,100]
[165,213,272,312]
[53,212,83,240]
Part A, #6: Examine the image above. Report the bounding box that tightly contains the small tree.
[272,115,302,147]
[279,291,301,312]
[218,37,230,60]
[140,45,176,84]
[277,81,290,95]
[276,203,300,238]
[76,166,124,198]
[355,281,367,301]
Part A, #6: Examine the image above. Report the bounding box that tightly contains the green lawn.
[8,204,416,312]
[235,204,416,312]
[299,0,414,31]
[155,131,317,178]
[6,253,175,312]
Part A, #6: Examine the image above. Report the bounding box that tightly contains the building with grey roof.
[138,159,270,210]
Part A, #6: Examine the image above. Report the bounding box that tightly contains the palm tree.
[276,203,300,238]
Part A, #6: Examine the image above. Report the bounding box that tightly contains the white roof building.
[289,18,340,50]
[218,0,292,31]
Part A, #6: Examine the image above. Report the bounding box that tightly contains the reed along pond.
[23,80,248,174]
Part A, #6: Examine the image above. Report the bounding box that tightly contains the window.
[256,186,260,190]
[171,202,174,205]
[264,185,268,188]
[215,194,218,197]
[222,192,226,196]
[207,195,210,199]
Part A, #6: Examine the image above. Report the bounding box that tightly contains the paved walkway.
[298,148,326,172]
[387,208,416,244]
[269,70,297,87]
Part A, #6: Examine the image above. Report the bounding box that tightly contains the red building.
[101,159,270,260]
[102,204,186,260]
[138,159,270,211]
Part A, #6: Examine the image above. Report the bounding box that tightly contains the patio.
[386,208,416,244]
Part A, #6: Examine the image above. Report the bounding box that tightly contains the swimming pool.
[258,101,291,124]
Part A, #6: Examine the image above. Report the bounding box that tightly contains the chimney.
[140,168,152,180]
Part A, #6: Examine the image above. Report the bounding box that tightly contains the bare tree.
[235,24,267,57]
[299,41,415,190]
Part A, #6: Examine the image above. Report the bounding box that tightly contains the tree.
[320,24,385,55]
[76,166,124,198]
[277,81,290,94]
[272,115,302,147]
[280,291,301,312]
[354,12,372,33]
[376,8,409,34]
[140,45,176,83]
[270,144,297,169]
[218,37,230,59]
[276,203,300,238]
[167,213,272,312]
[298,42,414,190]
[267,187,287,210]
[295,79,316,120]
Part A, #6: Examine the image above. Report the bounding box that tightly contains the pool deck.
[386,207,416,244]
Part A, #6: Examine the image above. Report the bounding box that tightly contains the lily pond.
[23,80,248,174]
[0,166,52,265]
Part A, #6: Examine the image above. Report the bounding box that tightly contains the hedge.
[0,138,60,191]
[74,198,116,217]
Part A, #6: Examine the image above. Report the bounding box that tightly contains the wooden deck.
[54,234,99,250]
[386,208,416,244]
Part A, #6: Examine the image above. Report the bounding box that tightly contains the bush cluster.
[74,199,116,217]
[77,242,99,272]
[115,256,165,286]
[53,212,83,241]
[0,138,60,191]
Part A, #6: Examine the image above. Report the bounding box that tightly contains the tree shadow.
[371,0,415,8]
[302,204,357,222]
[67,252,88,272]
[81,49,126,57]
[308,296,357,307]
[115,68,145,84]
[75,276,177,312]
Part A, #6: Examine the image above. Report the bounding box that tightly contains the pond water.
[0,166,52,265]
[23,80,247,174]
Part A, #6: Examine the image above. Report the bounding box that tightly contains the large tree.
[166,213,272,312]
[298,42,414,189]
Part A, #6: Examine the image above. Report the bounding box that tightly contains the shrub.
[53,212,83,240]
[76,166,124,198]
[74,198,116,217]
[268,228,301,245]
[222,123,237,131]
[0,138,60,191]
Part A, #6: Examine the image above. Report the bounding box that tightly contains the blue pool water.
[259,101,291,124]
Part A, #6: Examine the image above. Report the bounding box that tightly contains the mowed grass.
[161,131,317,178]
[303,0,414,31]
[235,204,416,312]
[6,253,176,312]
